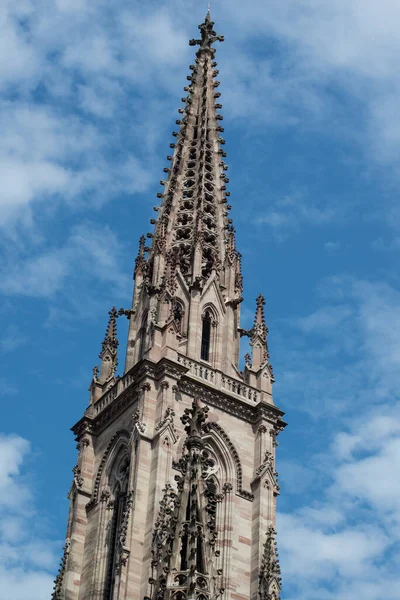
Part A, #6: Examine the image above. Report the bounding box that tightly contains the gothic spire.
[97,306,119,384]
[149,400,223,600]
[143,12,239,295]
[258,526,282,600]
[134,234,147,279]
[250,294,270,370]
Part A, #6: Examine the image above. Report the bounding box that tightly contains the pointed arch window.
[105,456,130,600]
[138,310,148,359]
[201,310,212,361]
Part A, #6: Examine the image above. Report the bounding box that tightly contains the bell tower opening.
[201,310,212,361]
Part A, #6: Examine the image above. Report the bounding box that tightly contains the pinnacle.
[95,306,119,384]
[250,294,270,369]
[255,293,266,325]
[142,13,234,292]
[181,399,209,449]
[102,306,118,353]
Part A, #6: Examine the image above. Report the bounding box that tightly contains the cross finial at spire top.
[189,9,224,51]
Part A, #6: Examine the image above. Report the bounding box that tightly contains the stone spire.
[250,294,270,370]
[143,11,236,291]
[134,234,147,279]
[124,11,244,374]
[258,526,282,600]
[98,306,119,384]
[149,400,223,600]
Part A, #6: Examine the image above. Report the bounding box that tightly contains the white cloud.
[276,276,400,416]
[295,304,353,335]
[276,276,400,597]
[279,401,400,599]
[0,434,57,600]
[0,221,130,299]
[255,194,337,239]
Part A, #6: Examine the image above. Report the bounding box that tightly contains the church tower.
[53,12,286,600]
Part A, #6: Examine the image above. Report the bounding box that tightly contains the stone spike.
[134,235,147,279]
[149,400,221,600]
[258,526,282,600]
[100,307,118,355]
[226,226,236,264]
[142,14,231,290]
[98,307,119,384]
[250,294,269,369]
[255,293,266,327]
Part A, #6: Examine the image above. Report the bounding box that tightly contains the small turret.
[134,235,147,280]
[98,306,119,383]
[251,294,269,370]
[90,307,119,402]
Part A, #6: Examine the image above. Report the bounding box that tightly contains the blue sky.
[1,0,400,598]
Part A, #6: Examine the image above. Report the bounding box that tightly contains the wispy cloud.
[0,434,57,600]
[276,276,400,417]
[279,401,400,599]
[0,326,27,352]
[0,221,130,299]
[255,194,337,240]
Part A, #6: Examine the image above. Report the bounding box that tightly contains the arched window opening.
[105,455,130,600]
[138,311,148,359]
[201,310,212,361]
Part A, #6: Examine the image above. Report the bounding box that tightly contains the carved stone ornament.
[72,464,84,488]
[51,539,70,599]
[114,489,134,575]
[258,526,282,600]
[255,451,274,479]
[155,406,176,433]
[132,409,146,434]
[149,400,224,600]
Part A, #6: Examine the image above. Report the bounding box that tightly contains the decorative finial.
[100,307,118,355]
[259,526,282,600]
[249,294,270,370]
[97,307,119,384]
[189,11,224,51]
[134,234,147,278]
[181,399,209,449]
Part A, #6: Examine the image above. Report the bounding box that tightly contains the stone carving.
[258,526,282,600]
[51,539,70,599]
[116,490,134,570]
[149,400,224,600]
[255,451,274,479]
[155,406,176,432]
[96,307,119,385]
[177,378,285,431]
[132,410,146,434]
[72,464,84,488]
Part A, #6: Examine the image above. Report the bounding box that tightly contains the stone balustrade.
[177,354,216,384]
[94,354,260,416]
[177,354,259,403]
